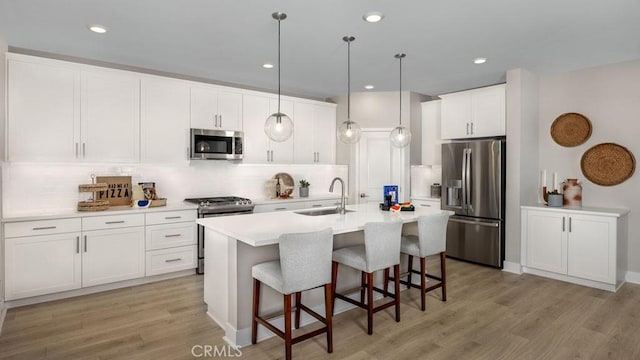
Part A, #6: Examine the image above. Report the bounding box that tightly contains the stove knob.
[235,201,240,205]
[247,200,252,205]
[199,201,205,207]
[205,201,210,206]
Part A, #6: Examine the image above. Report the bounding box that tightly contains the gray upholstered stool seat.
[331,221,403,335]
[387,212,451,311]
[251,228,334,360]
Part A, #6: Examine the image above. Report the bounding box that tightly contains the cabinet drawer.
[82,214,145,231]
[146,245,197,276]
[412,199,441,209]
[253,202,306,213]
[146,223,196,250]
[305,199,341,209]
[4,218,82,238]
[146,210,197,225]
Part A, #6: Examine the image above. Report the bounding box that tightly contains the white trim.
[522,266,621,292]
[502,261,522,274]
[626,271,640,285]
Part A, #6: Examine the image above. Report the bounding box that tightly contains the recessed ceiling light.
[88,24,107,34]
[364,85,375,90]
[262,63,274,69]
[363,11,384,23]
[473,57,487,64]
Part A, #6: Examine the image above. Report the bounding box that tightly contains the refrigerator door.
[446,215,502,268]
[467,139,503,219]
[441,142,467,215]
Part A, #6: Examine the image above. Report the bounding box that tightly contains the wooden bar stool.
[386,213,450,311]
[251,228,334,360]
[331,221,403,335]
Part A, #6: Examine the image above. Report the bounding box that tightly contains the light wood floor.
[2,259,640,359]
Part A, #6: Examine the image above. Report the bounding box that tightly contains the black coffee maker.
[379,194,393,211]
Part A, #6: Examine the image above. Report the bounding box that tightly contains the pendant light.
[390,53,412,148]
[264,12,293,142]
[337,36,362,144]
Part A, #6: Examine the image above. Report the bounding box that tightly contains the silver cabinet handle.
[317,152,319,163]
[470,122,474,135]
[187,147,190,160]
[449,217,500,227]
[311,204,323,208]
[275,207,287,211]
[84,235,88,252]
[105,220,125,224]
[165,234,182,238]
[75,143,79,158]
[267,150,270,162]
[76,236,80,254]
[569,217,572,232]
[82,143,86,157]
[420,204,432,207]
[219,114,222,128]
[165,216,182,219]
[214,114,218,128]
[466,123,469,135]
[562,217,566,232]
[32,226,56,230]
[165,258,182,263]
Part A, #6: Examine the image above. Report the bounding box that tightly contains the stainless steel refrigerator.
[441,138,505,268]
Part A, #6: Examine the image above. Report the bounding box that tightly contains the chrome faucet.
[329,177,346,214]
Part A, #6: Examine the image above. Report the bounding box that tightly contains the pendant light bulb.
[390,53,411,148]
[337,36,362,144]
[265,12,293,142]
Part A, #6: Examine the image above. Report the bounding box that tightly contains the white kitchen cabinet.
[242,94,294,164]
[81,226,145,287]
[5,232,82,301]
[421,100,442,165]
[411,198,441,209]
[521,206,627,291]
[145,209,197,276]
[294,102,336,164]
[190,85,242,131]
[141,77,191,163]
[253,202,306,213]
[7,54,140,163]
[440,84,505,139]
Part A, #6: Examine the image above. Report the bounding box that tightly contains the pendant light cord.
[347,40,351,121]
[277,17,281,115]
[399,55,402,126]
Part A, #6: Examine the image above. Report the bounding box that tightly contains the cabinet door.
[440,92,470,140]
[269,99,294,163]
[7,59,80,162]
[141,78,190,163]
[567,215,616,283]
[82,227,145,287]
[242,94,271,163]
[471,84,505,138]
[412,199,441,209]
[217,90,242,131]
[293,102,314,163]
[313,105,336,164]
[421,100,442,165]
[525,210,567,274]
[190,85,219,130]
[81,71,140,162]
[5,233,82,300]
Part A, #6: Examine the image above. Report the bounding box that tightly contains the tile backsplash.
[1,162,348,217]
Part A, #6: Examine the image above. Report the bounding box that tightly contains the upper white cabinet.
[190,85,242,131]
[440,84,505,140]
[294,102,336,164]
[141,77,190,163]
[242,94,294,164]
[7,55,140,162]
[421,100,442,165]
[521,206,628,291]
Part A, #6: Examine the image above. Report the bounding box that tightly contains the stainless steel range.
[184,196,254,274]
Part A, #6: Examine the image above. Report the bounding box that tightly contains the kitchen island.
[197,202,451,347]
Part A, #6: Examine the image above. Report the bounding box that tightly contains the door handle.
[165,216,182,219]
[449,218,499,227]
[359,193,368,198]
[562,217,566,232]
[84,235,88,252]
[165,234,182,238]
[419,204,432,207]
[219,114,222,128]
[32,226,56,231]
[470,122,474,135]
[82,143,86,157]
[568,217,572,232]
[165,258,182,263]
[105,220,125,224]
[275,207,287,211]
[311,204,323,208]
[75,143,79,158]
[466,123,470,135]
[76,236,80,254]
[267,150,270,162]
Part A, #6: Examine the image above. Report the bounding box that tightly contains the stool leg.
[441,251,447,301]
[383,268,390,297]
[407,255,414,289]
[252,279,261,344]
[294,292,302,329]
[324,283,334,353]
[367,272,374,335]
[394,264,401,322]
[284,293,292,360]
[360,271,367,303]
[331,261,339,315]
[420,256,427,311]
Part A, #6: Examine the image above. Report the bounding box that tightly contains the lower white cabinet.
[253,198,341,213]
[521,206,628,291]
[144,210,197,276]
[411,198,441,209]
[146,245,197,276]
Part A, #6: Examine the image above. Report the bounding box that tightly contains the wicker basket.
[550,113,592,147]
[581,143,635,186]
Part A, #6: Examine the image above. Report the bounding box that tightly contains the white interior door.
[356,130,408,204]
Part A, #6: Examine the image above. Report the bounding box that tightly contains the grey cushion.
[400,235,421,257]
[332,245,367,272]
[333,221,403,273]
[401,213,450,258]
[252,228,334,294]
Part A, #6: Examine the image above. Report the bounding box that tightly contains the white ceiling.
[1,0,639,100]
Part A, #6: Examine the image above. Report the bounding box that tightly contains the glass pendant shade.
[264,112,293,142]
[338,120,362,144]
[390,125,412,148]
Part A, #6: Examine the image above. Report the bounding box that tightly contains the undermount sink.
[294,208,355,216]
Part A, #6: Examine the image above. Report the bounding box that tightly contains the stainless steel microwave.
[190,129,244,160]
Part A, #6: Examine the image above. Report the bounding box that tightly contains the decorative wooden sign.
[96,176,132,206]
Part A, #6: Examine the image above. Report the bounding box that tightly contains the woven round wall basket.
[550,112,592,147]
[581,143,635,186]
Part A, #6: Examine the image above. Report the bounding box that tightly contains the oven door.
[190,129,243,160]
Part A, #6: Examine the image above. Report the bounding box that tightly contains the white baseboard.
[626,271,640,284]
[502,261,522,274]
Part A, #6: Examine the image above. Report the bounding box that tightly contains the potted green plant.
[299,179,310,198]
[547,190,563,207]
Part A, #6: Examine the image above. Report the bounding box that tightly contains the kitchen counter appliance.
[190,129,244,160]
[184,196,254,273]
[441,138,505,268]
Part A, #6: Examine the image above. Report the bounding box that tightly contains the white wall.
[1,162,348,217]
[537,59,640,272]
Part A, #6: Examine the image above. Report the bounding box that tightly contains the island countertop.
[196,202,450,247]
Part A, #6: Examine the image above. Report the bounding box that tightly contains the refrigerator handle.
[461,148,467,209]
[466,149,472,211]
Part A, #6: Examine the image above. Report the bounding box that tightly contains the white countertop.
[521,204,629,217]
[2,202,198,223]
[197,202,452,247]
[251,193,341,205]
